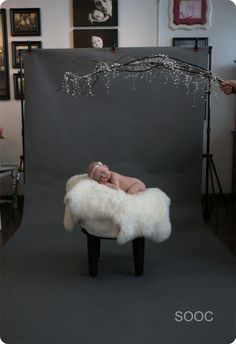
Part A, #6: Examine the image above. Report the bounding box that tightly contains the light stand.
[7,44,30,226]
[19,47,25,166]
[203,46,228,219]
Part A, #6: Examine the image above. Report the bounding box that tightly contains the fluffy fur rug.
[64,174,171,244]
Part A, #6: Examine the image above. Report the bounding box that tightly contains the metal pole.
[204,46,212,218]
[19,49,25,182]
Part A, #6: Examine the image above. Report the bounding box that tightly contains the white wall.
[1,0,235,194]
[118,0,159,46]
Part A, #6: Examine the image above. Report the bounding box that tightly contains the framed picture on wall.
[13,73,24,100]
[12,41,42,68]
[73,0,118,27]
[173,37,208,47]
[0,9,10,100]
[10,8,41,36]
[73,29,118,48]
[169,0,211,30]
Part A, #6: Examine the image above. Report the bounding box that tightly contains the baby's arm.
[99,14,109,22]
[104,172,120,189]
[88,13,93,24]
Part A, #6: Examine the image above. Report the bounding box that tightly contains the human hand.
[220,80,236,95]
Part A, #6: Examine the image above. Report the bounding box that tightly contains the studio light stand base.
[7,155,24,227]
[202,154,228,221]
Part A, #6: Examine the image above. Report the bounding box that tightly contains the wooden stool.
[82,228,145,277]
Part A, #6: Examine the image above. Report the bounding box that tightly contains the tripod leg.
[211,158,229,214]
[209,158,218,226]
[7,168,22,227]
[204,154,210,218]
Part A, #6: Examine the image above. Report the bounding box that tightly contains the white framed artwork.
[169,0,212,30]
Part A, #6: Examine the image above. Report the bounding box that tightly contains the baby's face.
[95,0,112,15]
[93,10,104,20]
[93,164,111,182]
[91,35,103,48]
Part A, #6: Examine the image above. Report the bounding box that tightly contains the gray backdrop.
[1,48,235,343]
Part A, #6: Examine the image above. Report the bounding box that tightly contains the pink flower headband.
[90,161,103,179]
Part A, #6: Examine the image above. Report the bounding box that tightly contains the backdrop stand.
[7,44,31,226]
[203,46,228,220]
[7,44,227,224]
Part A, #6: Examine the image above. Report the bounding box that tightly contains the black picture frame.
[12,41,42,68]
[13,73,24,100]
[173,37,209,47]
[0,9,10,100]
[73,0,118,27]
[74,29,118,48]
[10,8,41,36]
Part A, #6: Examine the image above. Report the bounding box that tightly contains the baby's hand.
[99,175,110,183]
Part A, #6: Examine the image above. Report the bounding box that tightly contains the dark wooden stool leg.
[132,237,145,276]
[97,238,101,259]
[87,233,100,277]
[83,228,145,276]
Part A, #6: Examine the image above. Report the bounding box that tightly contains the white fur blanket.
[64,174,171,244]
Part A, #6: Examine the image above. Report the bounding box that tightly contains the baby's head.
[91,35,103,48]
[92,9,105,21]
[87,161,110,182]
[94,0,112,16]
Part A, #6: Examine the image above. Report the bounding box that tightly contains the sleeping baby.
[87,161,146,195]
[88,9,109,24]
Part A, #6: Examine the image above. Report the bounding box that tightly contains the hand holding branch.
[220,80,236,95]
